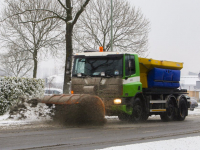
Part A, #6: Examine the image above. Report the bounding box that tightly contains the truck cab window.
[72,56,123,77]
[74,58,85,74]
[125,55,135,76]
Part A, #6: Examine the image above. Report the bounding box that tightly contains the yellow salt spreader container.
[139,57,183,88]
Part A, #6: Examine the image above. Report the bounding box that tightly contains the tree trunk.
[63,23,73,94]
[62,0,90,94]
[33,50,38,78]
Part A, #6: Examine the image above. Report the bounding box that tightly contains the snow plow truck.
[32,50,190,123]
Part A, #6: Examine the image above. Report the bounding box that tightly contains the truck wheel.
[118,113,130,121]
[177,98,187,121]
[160,98,175,121]
[131,98,144,122]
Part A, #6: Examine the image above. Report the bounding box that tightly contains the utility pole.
[111,0,113,51]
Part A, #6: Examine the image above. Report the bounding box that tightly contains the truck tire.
[177,98,187,121]
[160,98,175,121]
[131,98,144,122]
[118,113,130,121]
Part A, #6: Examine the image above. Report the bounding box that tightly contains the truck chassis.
[116,88,189,122]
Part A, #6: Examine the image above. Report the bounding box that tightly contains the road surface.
[0,115,200,150]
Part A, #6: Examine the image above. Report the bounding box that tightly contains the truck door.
[123,54,142,97]
[125,54,136,76]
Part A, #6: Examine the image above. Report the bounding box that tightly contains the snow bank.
[0,102,53,127]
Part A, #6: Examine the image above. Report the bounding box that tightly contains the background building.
[180,72,200,101]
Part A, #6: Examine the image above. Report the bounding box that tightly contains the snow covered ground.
[0,103,52,128]
[101,136,200,150]
[1,104,200,150]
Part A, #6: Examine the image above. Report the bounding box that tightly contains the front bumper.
[106,105,132,116]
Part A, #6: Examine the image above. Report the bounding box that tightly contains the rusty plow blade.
[39,94,92,105]
[39,94,105,124]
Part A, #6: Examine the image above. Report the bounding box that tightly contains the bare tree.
[0,44,33,77]
[56,0,91,94]
[1,0,91,93]
[73,0,150,56]
[0,0,64,78]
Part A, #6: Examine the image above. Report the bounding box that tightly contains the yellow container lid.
[139,57,183,74]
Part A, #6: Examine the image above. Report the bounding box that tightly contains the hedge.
[0,77,44,115]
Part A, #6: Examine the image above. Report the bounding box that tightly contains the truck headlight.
[114,99,122,104]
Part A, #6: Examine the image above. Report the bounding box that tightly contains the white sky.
[1,1,200,76]
[129,0,200,75]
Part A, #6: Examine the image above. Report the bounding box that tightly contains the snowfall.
[1,104,200,150]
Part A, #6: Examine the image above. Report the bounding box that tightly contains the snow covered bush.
[0,77,44,115]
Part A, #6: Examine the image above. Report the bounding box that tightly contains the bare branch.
[72,0,90,26]
[73,0,150,56]
[0,0,64,78]
[57,0,69,11]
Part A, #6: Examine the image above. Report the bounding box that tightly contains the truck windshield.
[72,55,123,77]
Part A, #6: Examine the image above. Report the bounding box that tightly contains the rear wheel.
[160,98,175,121]
[177,98,187,121]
